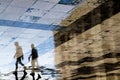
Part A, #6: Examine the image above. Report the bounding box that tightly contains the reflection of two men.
[13,42,40,79]
[14,42,39,72]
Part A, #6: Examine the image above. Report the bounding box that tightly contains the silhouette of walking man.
[14,42,25,71]
[28,43,39,74]
[28,43,41,80]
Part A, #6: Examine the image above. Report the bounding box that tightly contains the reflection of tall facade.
[54,0,120,80]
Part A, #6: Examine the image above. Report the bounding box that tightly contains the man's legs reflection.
[13,71,18,80]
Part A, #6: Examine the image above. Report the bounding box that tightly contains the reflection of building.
[54,0,120,80]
